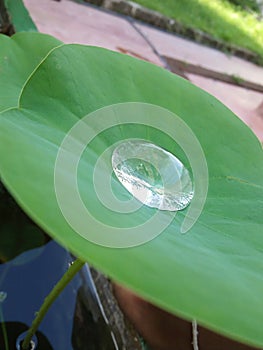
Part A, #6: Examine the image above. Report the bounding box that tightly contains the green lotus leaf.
[0,32,263,348]
[4,0,37,32]
[0,32,62,112]
[0,32,61,261]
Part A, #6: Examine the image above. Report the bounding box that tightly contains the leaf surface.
[4,0,37,32]
[0,32,62,112]
[0,33,61,261]
[0,33,262,347]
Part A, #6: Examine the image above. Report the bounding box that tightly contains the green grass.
[132,0,263,60]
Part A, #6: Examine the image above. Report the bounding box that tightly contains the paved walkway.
[24,0,263,141]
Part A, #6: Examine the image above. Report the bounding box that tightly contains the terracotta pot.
[113,283,259,350]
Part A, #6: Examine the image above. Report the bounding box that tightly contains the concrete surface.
[189,74,263,141]
[23,0,263,141]
[23,0,163,66]
[86,0,261,65]
[135,22,263,88]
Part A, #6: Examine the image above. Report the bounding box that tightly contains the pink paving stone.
[23,0,263,141]
[188,74,263,141]
[135,22,263,88]
[23,0,163,66]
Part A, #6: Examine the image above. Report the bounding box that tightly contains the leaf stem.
[0,306,9,350]
[21,257,85,350]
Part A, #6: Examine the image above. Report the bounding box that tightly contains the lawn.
[132,0,263,61]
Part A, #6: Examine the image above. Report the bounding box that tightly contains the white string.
[192,319,199,350]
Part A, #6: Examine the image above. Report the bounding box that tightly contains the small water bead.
[0,291,7,303]
[112,140,194,211]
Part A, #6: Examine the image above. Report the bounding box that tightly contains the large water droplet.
[112,140,194,211]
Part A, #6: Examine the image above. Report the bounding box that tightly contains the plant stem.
[21,257,85,350]
[0,306,9,350]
